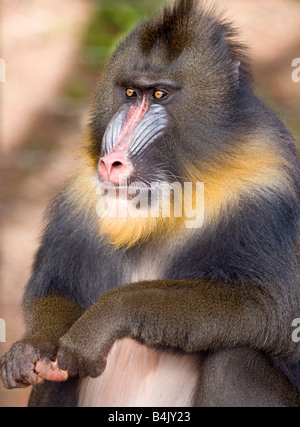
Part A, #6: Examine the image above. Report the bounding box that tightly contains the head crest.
[139,0,250,82]
[140,0,197,59]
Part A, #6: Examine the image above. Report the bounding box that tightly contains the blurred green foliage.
[64,0,299,146]
[65,0,164,101]
[83,0,165,66]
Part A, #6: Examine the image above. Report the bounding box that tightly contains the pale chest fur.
[78,252,200,407]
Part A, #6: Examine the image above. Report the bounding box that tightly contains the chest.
[78,241,200,407]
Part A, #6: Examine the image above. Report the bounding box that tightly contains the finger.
[4,360,29,389]
[1,354,29,389]
[56,350,77,377]
[5,356,19,389]
[35,360,68,382]
[89,357,107,378]
[1,360,10,389]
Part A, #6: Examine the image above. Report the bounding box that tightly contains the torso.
[78,240,200,407]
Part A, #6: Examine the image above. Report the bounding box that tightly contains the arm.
[57,278,300,378]
[0,296,84,388]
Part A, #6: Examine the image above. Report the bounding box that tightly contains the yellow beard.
[97,185,186,249]
[70,136,290,250]
[99,215,171,249]
[69,147,185,249]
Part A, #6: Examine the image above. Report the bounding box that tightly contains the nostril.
[112,161,123,168]
[99,154,132,184]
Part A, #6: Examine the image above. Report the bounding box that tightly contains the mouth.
[116,186,147,201]
[99,182,152,202]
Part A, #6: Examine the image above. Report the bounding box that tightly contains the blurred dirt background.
[0,0,300,407]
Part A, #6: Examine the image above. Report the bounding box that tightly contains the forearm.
[65,279,298,362]
[23,295,84,343]
[0,296,84,388]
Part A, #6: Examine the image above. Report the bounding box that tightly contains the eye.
[126,88,137,98]
[153,90,167,100]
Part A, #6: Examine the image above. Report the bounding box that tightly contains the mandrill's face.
[85,0,249,248]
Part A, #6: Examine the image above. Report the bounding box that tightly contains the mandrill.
[1,0,300,407]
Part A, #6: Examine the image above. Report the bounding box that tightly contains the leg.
[195,347,300,407]
[28,377,79,407]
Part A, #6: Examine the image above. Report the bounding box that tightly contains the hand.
[56,290,126,378]
[56,326,110,379]
[0,339,68,389]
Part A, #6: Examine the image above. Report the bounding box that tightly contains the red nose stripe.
[113,95,148,152]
